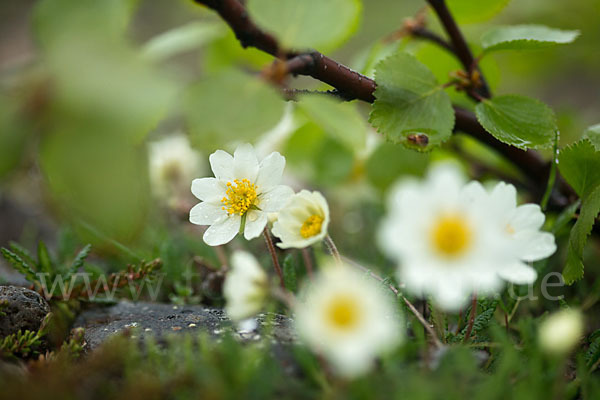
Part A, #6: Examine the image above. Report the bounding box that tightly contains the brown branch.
[426,0,491,98]
[194,0,375,102]
[192,0,574,210]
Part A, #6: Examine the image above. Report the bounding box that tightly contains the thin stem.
[541,131,559,210]
[324,235,342,265]
[508,298,522,322]
[263,227,285,289]
[214,245,229,271]
[301,247,314,280]
[410,26,455,53]
[341,256,443,349]
[463,293,478,342]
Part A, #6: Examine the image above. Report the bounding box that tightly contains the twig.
[426,0,491,99]
[193,0,376,102]
[463,293,478,342]
[324,235,342,265]
[263,227,285,289]
[410,26,455,53]
[341,256,443,349]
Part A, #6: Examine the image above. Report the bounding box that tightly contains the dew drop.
[324,65,328,70]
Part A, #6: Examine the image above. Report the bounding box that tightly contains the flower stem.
[342,256,443,349]
[324,235,342,265]
[301,247,314,280]
[463,293,478,342]
[263,227,285,289]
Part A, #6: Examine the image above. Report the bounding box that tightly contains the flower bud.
[538,309,583,355]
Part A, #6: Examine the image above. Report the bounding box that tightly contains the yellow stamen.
[300,215,324,238]
[325,294,361,331]
[430,214,472,258]
[220,179,258,216]
[505,224,515,235]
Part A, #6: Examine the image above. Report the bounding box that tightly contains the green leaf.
[475,95,557,149]
[481,25,580,54]
[40,127,151,244]
[559,139,600,284]
[282,254,298,293]
[35,0,176,143]
[297,95,366,151]
[67,244,92,276]
[247,0,361,52]
[562,185,600,284]
[185,69,285,150]
[558,139,600,198]
[37,242,54,274]
[447,0,511,24]
[369,52,454,151]
[583,123,600,151]
[0,248,38,283]
[141,21,224,62]
[8,242,37,271]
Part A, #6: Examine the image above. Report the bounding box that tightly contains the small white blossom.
[463,181,556,284]
[295,264,402,378]
[538,309,583,355]
[189,143,294,246]
[378,163,513,311]
[148,134,203,202]
[223,251,269,321]
[271,190,330,249]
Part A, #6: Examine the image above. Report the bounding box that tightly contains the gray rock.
[74,300,296,351]
[0,285,51,337]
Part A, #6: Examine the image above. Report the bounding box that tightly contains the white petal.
[244,212,268,240]
[428,163,466,194]
[203,216,241,246]
[510,204,545,231]
[189,202,224,225]
[256,152,285,191]
[209,150,234,181]
[462,181,487,203]
[490,182,517,213]
[433,280,470,311]
[260,185,294,212]
[515,231,557,261]
[233,143,259,182]
[498,261,538,284]
[191,177,223,201]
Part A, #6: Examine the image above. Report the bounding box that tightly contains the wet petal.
[203,216,240,246]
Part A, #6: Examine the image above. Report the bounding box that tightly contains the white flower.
[189,143,294,246]
[271,190,330,249]
[538,309,583,355]
[295,264,402,378]
[463,181,556,284]
[223,251,269,321]
[378,163,513,311]
[148,134,202,201]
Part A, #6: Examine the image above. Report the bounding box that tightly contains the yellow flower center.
[505,224,515,235]
[430,214,472,258]
[221,179,258,216]
[300,215,324,238]
[325,294,361,331]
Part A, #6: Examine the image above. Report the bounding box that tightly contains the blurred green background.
[0,0,598,272]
